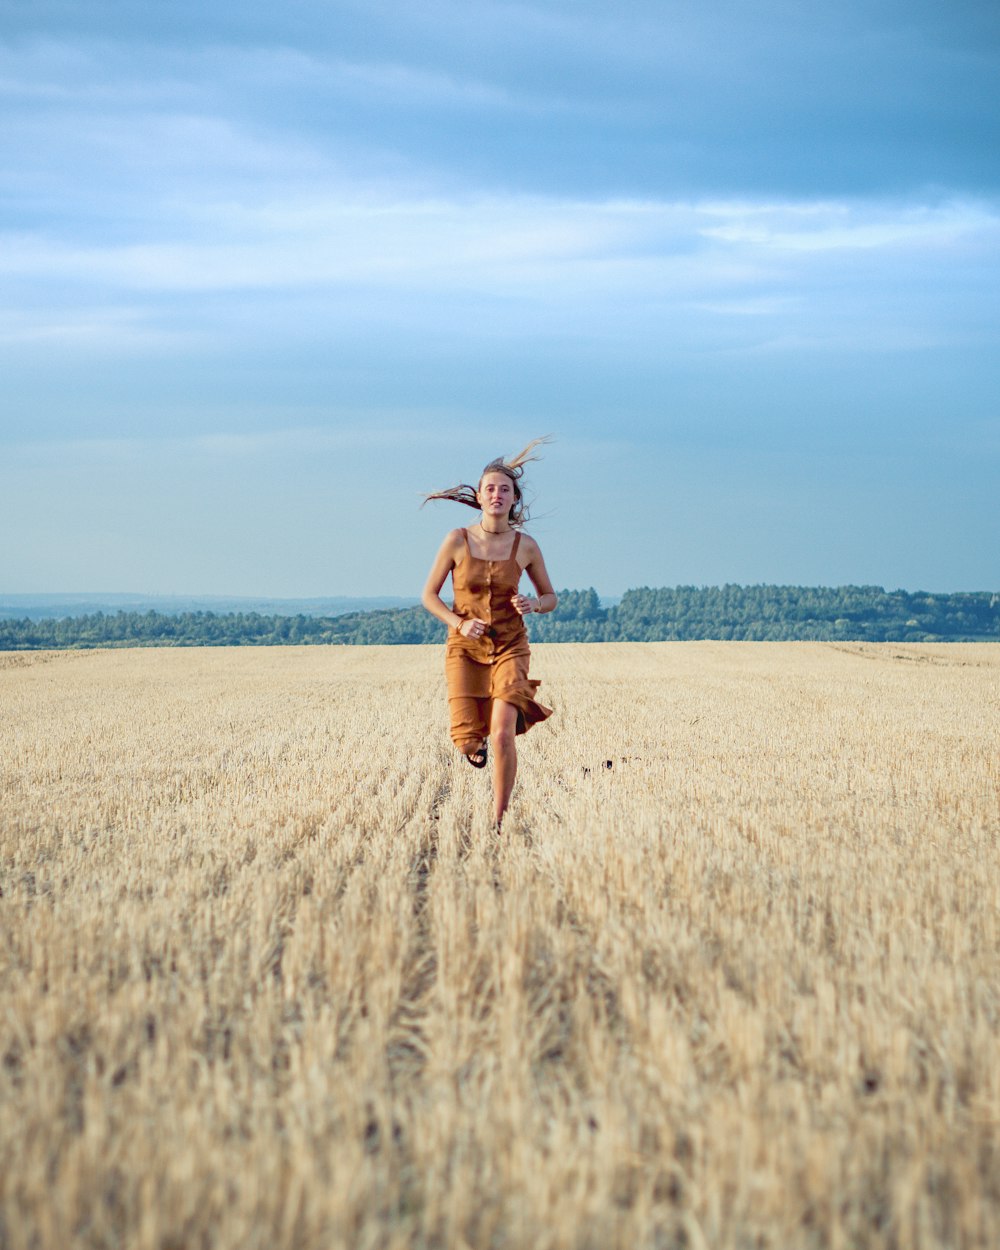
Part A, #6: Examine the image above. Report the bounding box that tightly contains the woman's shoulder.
[516,529,542,556]
[440,527,468,552]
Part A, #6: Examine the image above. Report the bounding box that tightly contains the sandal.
[466,739,488,769]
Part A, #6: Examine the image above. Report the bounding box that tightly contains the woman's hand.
[511,594,538,616]
[459,617,489,639]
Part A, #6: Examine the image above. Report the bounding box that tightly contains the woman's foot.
[464,739,488,769]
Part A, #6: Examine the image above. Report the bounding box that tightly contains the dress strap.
[509,531,522,562]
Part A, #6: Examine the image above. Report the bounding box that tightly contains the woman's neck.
[478,518,511,536]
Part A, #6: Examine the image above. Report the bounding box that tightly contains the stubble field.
[1,641,999,1250]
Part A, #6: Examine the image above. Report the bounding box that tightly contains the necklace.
[479,522,512,537]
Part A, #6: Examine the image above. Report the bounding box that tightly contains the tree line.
[1,586,998,650]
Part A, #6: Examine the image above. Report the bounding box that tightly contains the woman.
[422,440,558,829]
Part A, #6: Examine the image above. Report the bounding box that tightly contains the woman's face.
[477,471,516,520]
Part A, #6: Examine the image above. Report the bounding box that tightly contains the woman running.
[422,440,557,829]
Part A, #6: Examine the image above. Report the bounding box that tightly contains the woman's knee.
[490,715,517,751]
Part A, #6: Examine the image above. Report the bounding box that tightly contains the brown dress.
[445,528,552,751]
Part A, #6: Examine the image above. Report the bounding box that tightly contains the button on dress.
[444,529,552,750]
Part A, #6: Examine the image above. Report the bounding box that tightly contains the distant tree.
[2,586,998,651]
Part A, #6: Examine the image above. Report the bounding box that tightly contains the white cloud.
[2,29,998,367]
[0,303,180,349]
[690,296,799,317]
[700,200,999,253]
[4,423,465,465]
[3,192,996,346]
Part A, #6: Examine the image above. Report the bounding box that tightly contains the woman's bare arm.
[513,536,558,615]
[422,530,486,633]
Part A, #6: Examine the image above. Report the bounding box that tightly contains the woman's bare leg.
[490,699,519,829]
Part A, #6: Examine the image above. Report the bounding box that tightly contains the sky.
[2,0,999,598]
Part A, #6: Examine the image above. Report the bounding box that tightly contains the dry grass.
[1,641,998,1250]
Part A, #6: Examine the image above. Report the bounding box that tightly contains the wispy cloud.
[700,200,999,252]
[5,421,465,465]
[3,187,996,361]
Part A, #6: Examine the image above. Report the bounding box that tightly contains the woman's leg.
[489,698,519,829]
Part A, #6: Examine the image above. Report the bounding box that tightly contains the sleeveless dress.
[444,528,552,751]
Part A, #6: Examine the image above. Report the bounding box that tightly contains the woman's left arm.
[512,538,558,616]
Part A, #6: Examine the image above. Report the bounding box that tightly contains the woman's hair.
[423,436,549,528]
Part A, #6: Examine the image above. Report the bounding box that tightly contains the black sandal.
[466,740,488,769]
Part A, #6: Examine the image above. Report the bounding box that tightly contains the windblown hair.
[423,437,550,528]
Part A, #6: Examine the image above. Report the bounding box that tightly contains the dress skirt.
[445,638,552,751]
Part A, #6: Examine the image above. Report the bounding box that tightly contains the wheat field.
[1,642,998,1250]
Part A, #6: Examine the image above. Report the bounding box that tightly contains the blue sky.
[2,0,998,597]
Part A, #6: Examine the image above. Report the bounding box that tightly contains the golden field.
[1,641,998,1250]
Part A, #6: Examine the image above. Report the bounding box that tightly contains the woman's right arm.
[421,531,470,631]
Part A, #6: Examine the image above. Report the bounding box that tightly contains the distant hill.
[0,593,418,621]
[1,585,998,650]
